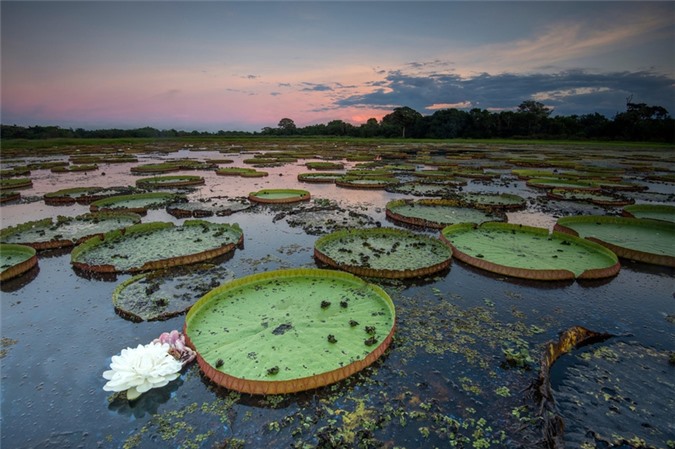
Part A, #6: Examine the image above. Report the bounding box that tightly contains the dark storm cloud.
[336,70,675,117]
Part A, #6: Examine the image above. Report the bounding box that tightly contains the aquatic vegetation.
[441,222,620,280]
[622,203,675,223]
[248,188,311,204]
[546,188,634,206]
[166,196,251,218]
[43,186,138,205]
[216,167,268,177]
[113,264,234,321]
[0,177,32,191]
[386,198,505,229]
[184,268,396,394]
[71,220,243,273]
[297,172,344,183]
[0,243,37,281]
[135,175,205,189]
[555,215,675,267]
[90,192,187,214]
[0,212,142,249]
[51,164,98,173]
[314,227,453,278]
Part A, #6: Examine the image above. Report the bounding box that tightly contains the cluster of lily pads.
[2,140,673,449]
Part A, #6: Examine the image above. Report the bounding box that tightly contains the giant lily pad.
[386,199,505,229]
[0,178,32,191]
[113,264,234,321]
[546,189,634,207]
[314,227,453,278]
[44,186,138,205]
[0,243,38,281]
[90,192,186,214]
[335,176,399,189]
[554,215,675,267]
[166,197,251,218]
[248,189,311,204]
[461,193,527,210]
[622,204,675,223]
[297,172,344,183]
[184,268,396,394]
[71,220,243,273]
[0,212,142,250]
[135,175,205,189]
[441,222,620,281]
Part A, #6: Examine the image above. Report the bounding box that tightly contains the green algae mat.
[314,227,452,278]
[386,199,505,229]
[184,268,396,394]
[248,189,311,204]
[0,243,37,281]
[441,222,620,281]
[554,216,675,267]
[0,212,142,250]
[71,220,243,273]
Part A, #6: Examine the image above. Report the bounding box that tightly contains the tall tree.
[381,106,422,138]
[277,118,297,135]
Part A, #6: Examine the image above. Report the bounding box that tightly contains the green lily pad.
[248,189,311,204]
[305,161,345,170]
[386,199,505,229]
[184,268,396,394]
[526,178,599,191]
[90,192,186,214]
[297,172,344,183]
[0,212,142,250]
[314,227,452,278]
[0,243,37,281]
[335,176,399,189]
[113,264,235,321]
[216,167,268,177]
[622,204,675,223]
[130,162,181,174]
[547,189,634,207]
[135,175,205,189]
[441,222,620,280]
[554,215,675,267]
[71,220,243,273]
[51,164,98,173]
[166,197,251,218]
[462,193,527,210]
[44,186,138,205]
[0,178,32,191]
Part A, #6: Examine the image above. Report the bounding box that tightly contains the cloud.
[335,69,675,117]
[300,82,333,92]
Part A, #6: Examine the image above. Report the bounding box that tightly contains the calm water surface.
[1,145,673,448]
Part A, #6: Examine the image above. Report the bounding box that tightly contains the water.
[1,143,673,448]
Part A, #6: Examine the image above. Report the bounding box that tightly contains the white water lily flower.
[102,342,183,400]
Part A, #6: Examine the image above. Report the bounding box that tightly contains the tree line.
[2,100,673,142]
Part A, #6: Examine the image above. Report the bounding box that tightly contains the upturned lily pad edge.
[0,243,38,281]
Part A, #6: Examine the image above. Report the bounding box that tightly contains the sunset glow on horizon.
[2,1,673,132]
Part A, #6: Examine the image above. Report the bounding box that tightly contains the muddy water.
[1,146,673,448]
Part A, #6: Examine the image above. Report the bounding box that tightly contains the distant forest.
[2,101,673,143]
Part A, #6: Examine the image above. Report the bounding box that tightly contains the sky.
[1,1,674,132]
